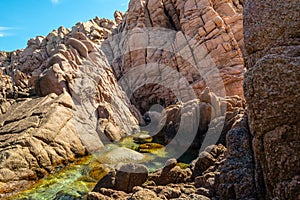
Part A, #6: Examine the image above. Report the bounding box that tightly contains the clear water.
[8,136,171,200]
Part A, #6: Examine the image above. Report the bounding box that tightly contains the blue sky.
[0,0,129,51]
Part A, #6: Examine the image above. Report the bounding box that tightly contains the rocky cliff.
[244,0,300,199]
[102,0,244,113]
[0,0,245,192]
[0,0,299,199]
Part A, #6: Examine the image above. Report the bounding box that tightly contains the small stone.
[131,189,159,200]
[133,134,153,143]
[66,38,88,58]
[104,122,123,141]
[114,163,148,193]
[192,151,216,177]
[97,147,145,164]
[163,158,177,171]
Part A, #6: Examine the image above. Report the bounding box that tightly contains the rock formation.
[243,0,300,199]
[88,143,233,199]
[0,0,248,195]
[0,13,141,195]
[88,112,257,200]
[215,114,256,199]
[1,0,298,199]
[151,87,245,161]
[102,0,245,113]
[0,92,86,194]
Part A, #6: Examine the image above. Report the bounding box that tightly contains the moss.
[8,154,109,200]
[138,143,167,157]
[139,143,164,150]
[177,162,190,169]
[118,136,139,151]
[88,160,110,181]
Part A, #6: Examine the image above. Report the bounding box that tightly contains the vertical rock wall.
[243,0,300,199]
[102,0,245,113]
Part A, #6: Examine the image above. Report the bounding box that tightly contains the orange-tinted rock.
[102,0,245,113]
[66,38,89,58]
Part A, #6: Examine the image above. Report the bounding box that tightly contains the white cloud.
[51,0,60,4]
[0,27,16,37]
[0,26,13,31]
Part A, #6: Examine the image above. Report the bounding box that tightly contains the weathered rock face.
[0,13,139,142]
[216,114,257,199]
[0,73,15,115]
[4,0,299,199]
[0,12,142,196]
[0,92,86,194]
[86,90,250,200]
[243,0,300,199]
[192,144,227,197]
[102,0,245,113]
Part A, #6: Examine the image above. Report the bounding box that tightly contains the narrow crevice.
[2,115,27,126]
[181,34,199,80]
[145,0,154,27]
[162,0,181,31]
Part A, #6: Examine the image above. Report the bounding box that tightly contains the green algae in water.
[118,135,168,171]
[8,134,173,199]
[116,136,140,151]
[138,143,166,157]
[9,154,109,200]
[177,162,190,169]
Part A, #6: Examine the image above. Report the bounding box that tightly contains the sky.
[0,0,129,51]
